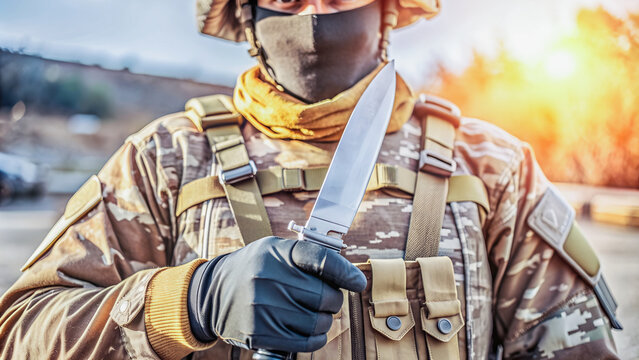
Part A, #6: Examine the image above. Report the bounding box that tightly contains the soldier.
[0,0,622,358]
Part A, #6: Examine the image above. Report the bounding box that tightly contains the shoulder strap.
[185,95,273,245]
[405,95,461,260]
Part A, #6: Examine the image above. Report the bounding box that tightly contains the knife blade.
[288,61,396,250]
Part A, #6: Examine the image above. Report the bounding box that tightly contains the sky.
[0,0,637,88]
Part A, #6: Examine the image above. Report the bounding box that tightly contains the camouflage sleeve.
[0,138,175,359]
[484,142,619,359]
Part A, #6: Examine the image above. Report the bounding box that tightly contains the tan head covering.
[196,0,440,42]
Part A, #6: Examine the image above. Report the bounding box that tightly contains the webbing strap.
[448,175,490,224]
[204,123,272,245]
[185,95,242,132]
[417,257,464,360]
[185,94,273,245]
[176,166,488,218]
[370,259,409,317]
[405,115,456,260]
[259,166,328,195]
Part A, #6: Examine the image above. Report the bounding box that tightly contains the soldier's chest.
[174,117,494,359]
[198,117,425,261]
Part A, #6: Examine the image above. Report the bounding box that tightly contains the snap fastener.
[119,300,130,313]
[386,316,402,331]
[437,318,452,334]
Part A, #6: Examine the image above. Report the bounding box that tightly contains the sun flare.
[543,50,578,79]
[433,8,639,187]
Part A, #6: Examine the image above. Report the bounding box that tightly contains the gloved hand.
[187,236,367,353]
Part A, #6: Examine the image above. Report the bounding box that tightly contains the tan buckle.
[375,164,398,188]
[185,95,243,132]
[281,168,305,191]
[418,94,462,128]
[200,113,242,129]
[419,150,456,177]
[421,95,461,117]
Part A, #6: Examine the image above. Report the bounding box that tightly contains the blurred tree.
[432,7,639,188]
[0,52,112,117]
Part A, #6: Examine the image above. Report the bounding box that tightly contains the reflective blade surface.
[306,61,396,237]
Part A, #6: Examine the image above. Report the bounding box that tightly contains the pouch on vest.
[298,258,463,360]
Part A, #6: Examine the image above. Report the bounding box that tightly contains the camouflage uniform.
[0,106,619,359]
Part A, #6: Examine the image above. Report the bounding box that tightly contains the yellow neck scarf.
[233,63,415,142]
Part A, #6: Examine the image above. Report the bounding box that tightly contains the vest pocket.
[362,258,420,360]
[416,257,464,360]
[299,258,463,360]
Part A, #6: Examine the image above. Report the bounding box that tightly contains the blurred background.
[0,0,638,357]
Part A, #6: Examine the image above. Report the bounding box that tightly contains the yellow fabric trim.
[232,64,415,142]
[564,222,601,277]
[21,175,102,271]
[145,259,214,360]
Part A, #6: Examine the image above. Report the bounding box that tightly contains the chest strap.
[187,95,273,244]
[405,95,461,261]
[177,163,488,219]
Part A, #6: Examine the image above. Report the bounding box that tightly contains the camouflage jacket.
[0,103,619,359]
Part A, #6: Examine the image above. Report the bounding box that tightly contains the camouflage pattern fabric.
[0,107,619,359]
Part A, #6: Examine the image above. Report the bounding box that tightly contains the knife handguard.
[288,221,345,252]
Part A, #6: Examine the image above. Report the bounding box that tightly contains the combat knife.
[253,61,397,359]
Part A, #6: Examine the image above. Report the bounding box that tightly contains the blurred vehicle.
[0,152,45,203]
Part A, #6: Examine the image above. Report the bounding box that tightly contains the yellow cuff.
[145,259,214,360]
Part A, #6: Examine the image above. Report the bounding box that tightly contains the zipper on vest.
[349,291,365,360]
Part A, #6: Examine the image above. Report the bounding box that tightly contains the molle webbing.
[176,165,489,218]
[405,95,461,261]
[187,95,273,244]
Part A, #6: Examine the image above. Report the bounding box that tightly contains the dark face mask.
[254,0,382,103]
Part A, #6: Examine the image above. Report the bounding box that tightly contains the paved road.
[1,195,637,358]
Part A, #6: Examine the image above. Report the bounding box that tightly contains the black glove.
[187,236,367,353]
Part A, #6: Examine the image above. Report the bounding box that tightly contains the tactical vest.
[17,92,620,359]
[176,93,620,359]
[178,94,487,360]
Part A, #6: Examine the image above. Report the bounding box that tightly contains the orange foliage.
[431,8,639,188]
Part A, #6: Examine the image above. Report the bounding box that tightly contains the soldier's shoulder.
[455,117,531,174]
[124,94,237,151]
[125,112,199,150]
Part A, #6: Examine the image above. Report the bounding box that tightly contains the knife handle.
[252,222,343,359]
